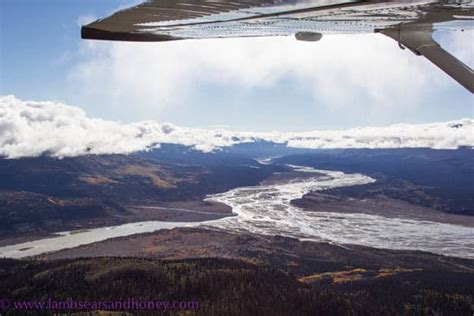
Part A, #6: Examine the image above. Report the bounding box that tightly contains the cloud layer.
[68,30,473,127]
[1,95,472,159]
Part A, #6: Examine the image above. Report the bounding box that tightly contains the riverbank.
[0,200,232,248]
[40,227,474,273]
[291,192,474,228]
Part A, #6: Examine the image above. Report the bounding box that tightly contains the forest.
[1,257,473,315]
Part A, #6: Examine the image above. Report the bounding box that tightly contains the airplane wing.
[82,0,474,92]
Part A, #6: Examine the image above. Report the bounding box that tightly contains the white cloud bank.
[1,95,472,159]
[68,30,473,126]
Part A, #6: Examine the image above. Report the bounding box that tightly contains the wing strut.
[381,25,474,93]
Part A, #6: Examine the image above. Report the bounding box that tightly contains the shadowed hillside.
[275,148,474,215]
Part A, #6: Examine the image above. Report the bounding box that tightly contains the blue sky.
[0,0,132,101]
[1,0,473,131]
